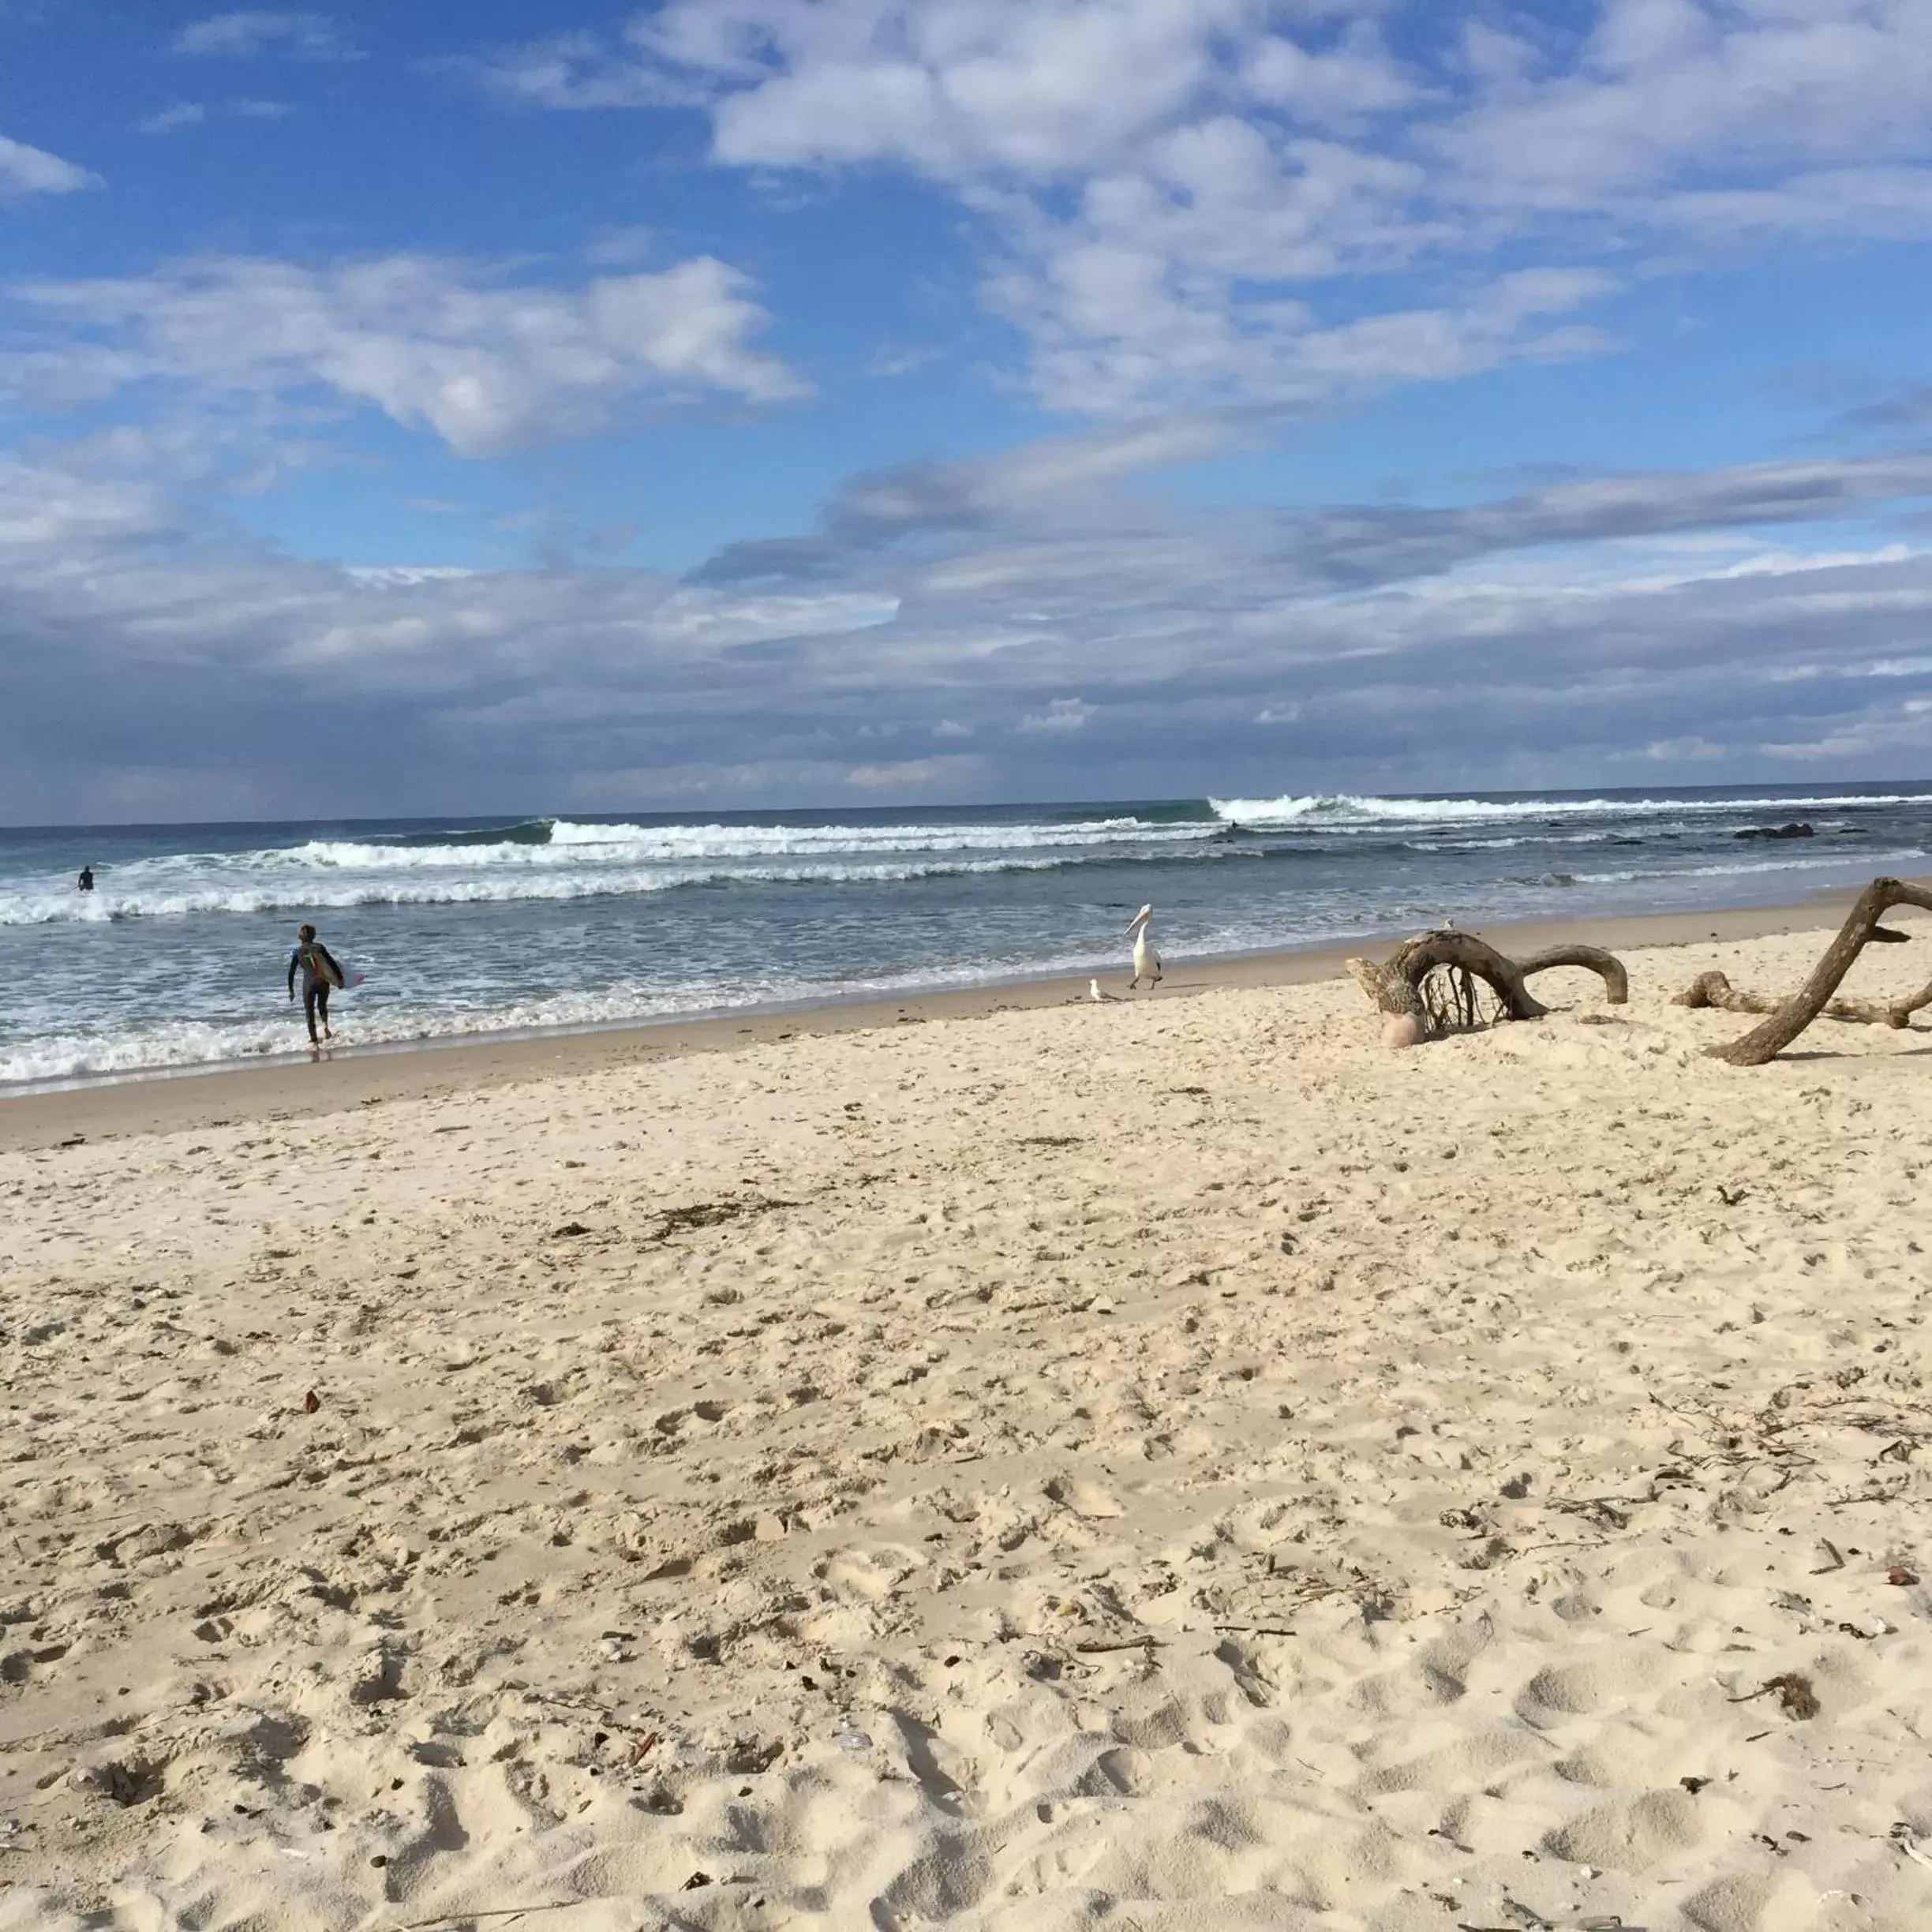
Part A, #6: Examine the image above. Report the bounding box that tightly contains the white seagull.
[1125,904,1163,990]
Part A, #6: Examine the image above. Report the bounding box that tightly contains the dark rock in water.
[1733,822,1814,841]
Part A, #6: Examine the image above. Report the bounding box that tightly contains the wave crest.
[278,815,1216,871]
[0,848,1219,927]
[1211,792,1925,829]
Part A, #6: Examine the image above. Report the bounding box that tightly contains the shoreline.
[2,878,1923,1152]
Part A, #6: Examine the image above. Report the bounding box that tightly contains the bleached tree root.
[1346,930,1628,1044]
[1515,943,1632,1006]
[1691,876,1932,1066]
[1674,971,1932,1030]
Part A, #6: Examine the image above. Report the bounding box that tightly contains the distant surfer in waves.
[288,923,345,1046]
[77,866,94,893]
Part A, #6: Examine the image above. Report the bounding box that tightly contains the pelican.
[1125,904,1163,990]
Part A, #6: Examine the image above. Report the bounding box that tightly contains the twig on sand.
[1455,1899,1557,1931]
[1728,1672,1820,1719]
[396,1907,580,1930]
[1073,1636,1164,1653]
[1893,1826,1932,1870]
[643,1196,795,1243]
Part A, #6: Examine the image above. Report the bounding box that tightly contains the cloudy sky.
[2,0,1931,822]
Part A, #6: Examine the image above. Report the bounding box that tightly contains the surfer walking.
[288,923,344,1046]
[77,866,93,893]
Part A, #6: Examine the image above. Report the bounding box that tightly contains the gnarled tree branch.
[1515,943,1631,1007]
[1346,929,1628,1043]
[1698,877,1932,1066]
[1675,970,1932,1030]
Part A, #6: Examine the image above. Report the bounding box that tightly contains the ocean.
[3,783,1929,1088]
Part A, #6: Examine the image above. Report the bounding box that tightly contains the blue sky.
[2,1,1930,820]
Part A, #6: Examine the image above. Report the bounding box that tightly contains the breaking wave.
[1210,792,1924,829]
[312,815,1218,868]
[0,813,1242,925]
[391,818,557,848]
[0,854,1133,927]
[1567,847,1930,887]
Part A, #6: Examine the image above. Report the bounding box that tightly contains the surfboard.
[304,947,357,990]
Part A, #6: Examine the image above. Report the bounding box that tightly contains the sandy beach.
[5,904,1932,1930]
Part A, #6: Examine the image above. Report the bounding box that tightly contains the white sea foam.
[294,815,1214,870]
[1568,847,1928,887]
[0,853,1127,927]
[0,814,1230,924]
[1211,792,1924,828]
[0,942,1138,1087]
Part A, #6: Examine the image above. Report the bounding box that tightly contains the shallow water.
[3,783,1927,1084]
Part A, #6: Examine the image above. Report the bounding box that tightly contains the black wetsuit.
[77,868,93,893]
[288,942,343,1043]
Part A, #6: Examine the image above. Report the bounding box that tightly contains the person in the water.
[77,866,93,893]
[287,923,344,1045]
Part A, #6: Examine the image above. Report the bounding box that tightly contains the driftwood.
[1682,877,1932,1065]
[1515,942,1632,1006]
[1675,971,1932,1030]
[1346,929,1628,1043]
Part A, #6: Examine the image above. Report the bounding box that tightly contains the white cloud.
[1759,732,1881,762]
[706,1,1253,178]
[465,0,1932,416]
[866,343,943,379]
[342,564,477,586]
[13,254,808,456]
[1622,735,1729,762]
[1660,165,1932,238]
[6,429,1932,817]
[0,457,169,548]
[1017,696,1095,732]
[140,99,294,134]
[846,754,982,788]
[139,103,209,136]
[839,415,1241,529]
[0,132,101,196]
[1004,259,1616,414]
[1436,0,1932,213]
[643,588,897,648]
[459,29,707,110]
[582,225,657,268]
[172,12,356,59]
